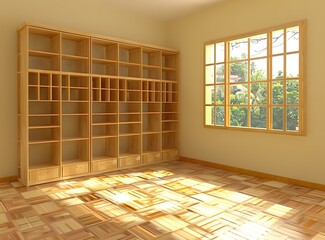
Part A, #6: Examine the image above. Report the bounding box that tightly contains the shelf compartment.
[162,52,178,69]
[29,102,59,115]
[92,61,117,75]
[29,52,59,71]
[92,137,118,160]
[162,121,178,132]
[92,102,117,114]
[162,113,178,121]
[119,45,141,64]
[62,140,89,166]
[28,28,60,54]
[29,115,59,127]
[62,57,89,73]
[92,39,118,61]
[162,103,178,113]
[162,69,177,81]
[93,124,118,137]
[143,113,160,132]
[119,135,141,156]
[119,63,141,78]
[162,149,178,161]
[29,142,60,168]
[29,127,60,142]
[62,115,89,139]
[142,49,161,67]
[62,34,90,57]
[62,102,89,115]
[119,102,141,114]
[62,87,89,101]
[162,132,177,150]
[92,114,117,124]
[143,66,160,80]
[92,159,118,173]
[142,152,161,164]
[143,133,161,153]
[143,103,160,113]
[119,123,141,135]
[119,113,140,123]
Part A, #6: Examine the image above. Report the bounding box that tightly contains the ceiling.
[102,0,225,22]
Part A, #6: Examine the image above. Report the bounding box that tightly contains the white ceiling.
[103,0,225,22]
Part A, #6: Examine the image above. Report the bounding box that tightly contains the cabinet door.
[62,163,89,177]
[162,150,178,161]
[119,155,141,168]
[142,153,161,164]
[29,167,60,183]
[92,159,118,173]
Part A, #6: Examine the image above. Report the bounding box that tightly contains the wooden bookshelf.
[18,23,179,186]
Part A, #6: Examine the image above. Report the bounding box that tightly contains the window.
[204,20,306,135]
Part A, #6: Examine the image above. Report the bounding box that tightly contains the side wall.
[166,0,325,184]
[0,0,167,178]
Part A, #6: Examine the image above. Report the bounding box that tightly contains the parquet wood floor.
[0,161,324,239]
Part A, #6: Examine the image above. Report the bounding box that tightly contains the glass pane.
[205,86,214,104]
[216,42,225,63]
[251,58,267,81]
[205,44,214,64]
[216,64,225,83]
[272,29,284,55]
[230,106,248,127]
[251,83,267,105]
[250,34,267,58]
[205,65,214,84]
[230,84,248,105]
[230,38,248,60]
[286,26,299,53]
[216,85,225,104]
[251,107,267,129]
[272,81,284,104]
[286,80,299,104]
[216,106,225,126]
[272,55,284,79]
[272,107,284,130]
[230,61,248,82]
[205,106,214,126]
[286,53,299,78]
[287,107,299,131]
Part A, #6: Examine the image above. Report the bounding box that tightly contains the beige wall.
[0,0,167,178]
[166,0,325,184]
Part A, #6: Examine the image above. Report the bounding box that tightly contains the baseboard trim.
[0,176,18,184]
[180,156,325,191]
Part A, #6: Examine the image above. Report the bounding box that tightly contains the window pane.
[230,61,248,82]
[205,106,214,126]
[230,106,248,127]
[230,38,248,60]
[216,85,225,104]
[272,81,284,104]
[216,42,225,63]
[216,64,225,83]
[251,83,267,105]
[272,29,284,55]
[286,80,299,104]
[287,107,299,131]
[205,44,214,64]
[216,106,225,126]
[205,86,214,104]
[272,55,284,79]
[250,34,267,58]
[205,65,214,84]
[272,107,284,130]
[286,26,299,53]
[230,84,248,105]
[251,107,266,129]
[251,58,267,81]
[286,53,299,78]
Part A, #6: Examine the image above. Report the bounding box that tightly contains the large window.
[204,20,305,135]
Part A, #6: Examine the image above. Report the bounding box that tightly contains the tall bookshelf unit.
[18,23,179,186]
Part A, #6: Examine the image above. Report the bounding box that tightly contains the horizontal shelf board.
[119,101,142,103]
[29,114,59,117]
[61,72,90,77]
[162,130,177,133]
[92,101,118,103]
[162,111,178,113]
[28,69,61,74]
[119,62,141,66]
[62,113,89,116]
[92,156,117,161]
[162,67,176,71]
[29,50,59,57]
[29,164,60,170]
[162,120,178,122]
[62,54,89,60]
[162,148,178,152]
[29,100,60,102]
[62,137,89,142]
[62,159,89,165]
[92,135,117,139]
[142,64,161,69]
[29,85,60,88]
[29,140,59,144]
[119,122,141,124]
[142,112,161,114]
[29,125,60,129]
[142,150,161,155]
[92,112,117,116]
[92,122,117,126]
[119,112,141,115]
[119,133,141,137]
[92,58,118,64]
[62,86,88,90]
[92,87,118,90]
[62,100,89,103]
[142,131,161,135]
[119,153,140,158]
